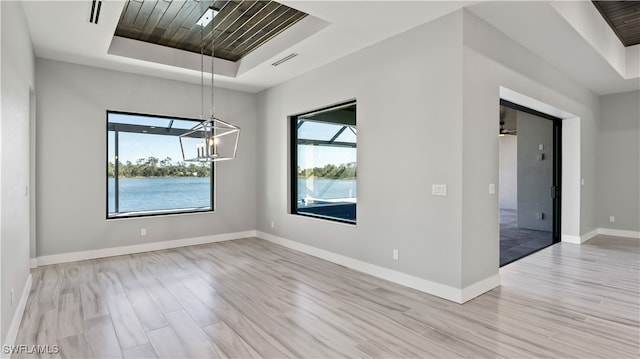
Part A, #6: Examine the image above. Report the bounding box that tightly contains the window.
[290,101,357,224]
[107,111,213,218]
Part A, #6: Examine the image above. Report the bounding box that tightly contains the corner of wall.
[1,0,36,344]
[1,274,31,352]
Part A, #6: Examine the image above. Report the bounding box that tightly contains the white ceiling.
[22,1,639,95]
[468,1,640,95]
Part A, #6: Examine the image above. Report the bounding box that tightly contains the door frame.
[500,99,562,244]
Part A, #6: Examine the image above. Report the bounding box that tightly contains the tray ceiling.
[21,1,639,94]
[115,0,308,62]
[592,1,640,47]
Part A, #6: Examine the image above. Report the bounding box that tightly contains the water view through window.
[291,101,357,223]
[107,112,213,218]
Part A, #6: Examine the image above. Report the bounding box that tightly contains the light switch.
[539,144,544,150]
[432,184,447,196]
[489,183,496,194]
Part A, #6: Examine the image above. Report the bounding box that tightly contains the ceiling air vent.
[272,53,299,67]
[89,0,103,24]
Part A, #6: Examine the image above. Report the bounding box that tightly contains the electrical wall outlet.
[392,249,399,261]
[140,228,147,236]
[489,183,496,194]
[270,221,275,229]
[431,184,447,196]
[609,216,615,223]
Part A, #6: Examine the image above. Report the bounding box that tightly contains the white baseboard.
[2,274,32,357]
[29,258,37,269]
[461,274,501,303]
[34,230,257,267]
[561,234,583,244]
[256,231,498,304]
[580,229,600,243]
[562,227,639,244]
[598,228,640,239]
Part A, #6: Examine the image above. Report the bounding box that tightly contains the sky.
[298,145,356,169]
[108,131,186,164]
[109,131,356,168]
[108,113,357,168]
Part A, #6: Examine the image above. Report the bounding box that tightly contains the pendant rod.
[200,24,205,120]
[211,8,215,119]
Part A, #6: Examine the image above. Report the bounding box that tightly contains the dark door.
[499,100,562,266]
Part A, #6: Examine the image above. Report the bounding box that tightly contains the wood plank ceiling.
[115,0,308,62]
[592,1,640,47]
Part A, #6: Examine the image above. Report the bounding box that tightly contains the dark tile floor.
[500,209,554,266]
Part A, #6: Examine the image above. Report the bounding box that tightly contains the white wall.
[498,135,517,210]
[597,90,640,232]
[1,0,34,345]
[257,12,466,292]
[35,59,257,257]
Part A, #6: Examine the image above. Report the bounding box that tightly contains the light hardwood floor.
[13,235,639,358]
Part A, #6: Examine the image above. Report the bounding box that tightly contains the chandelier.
[180,7,240,162]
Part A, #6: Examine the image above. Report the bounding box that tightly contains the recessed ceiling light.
[196,8,219,27]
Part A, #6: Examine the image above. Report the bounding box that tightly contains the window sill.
[107,207,213,220]
[291,212,357,227]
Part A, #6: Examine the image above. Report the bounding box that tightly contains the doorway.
[499,100,561,266]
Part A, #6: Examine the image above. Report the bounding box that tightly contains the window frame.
[106,110,214,220]
[289,100,357,225]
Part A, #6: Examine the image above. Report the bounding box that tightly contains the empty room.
[1,0,639,358]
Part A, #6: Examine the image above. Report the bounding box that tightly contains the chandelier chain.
[211,8,216,119]
[179,4,239,163]
[200,24,204,120]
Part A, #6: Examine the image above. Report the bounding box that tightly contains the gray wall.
[517,111,553,231]
[24,3,613,309]
[597,90,640,232]
[35,59,257,257]
[257,11,465,289]
[1,0,34,344]
[499,135,517,210]
[256,8,602,294]
[461,10,600,282]
[460,10,599,287]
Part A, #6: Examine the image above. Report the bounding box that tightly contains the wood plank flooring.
[13,236,639,358]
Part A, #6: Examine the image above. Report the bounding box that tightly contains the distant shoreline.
[297,176,356,180]
[108,176,207,179]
